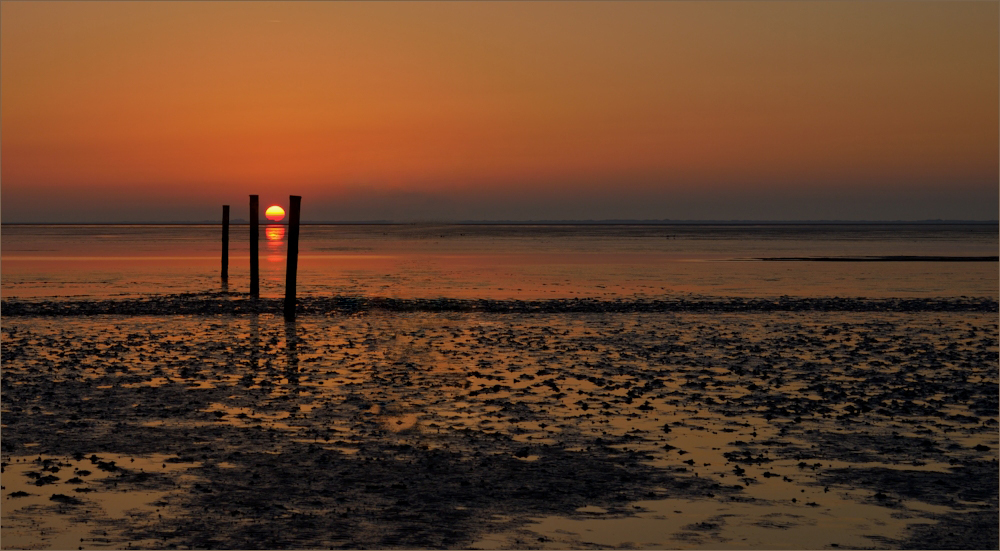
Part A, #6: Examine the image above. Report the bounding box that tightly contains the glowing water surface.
[2,223,997,300]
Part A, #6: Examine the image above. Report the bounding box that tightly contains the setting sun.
[265,205,285,222]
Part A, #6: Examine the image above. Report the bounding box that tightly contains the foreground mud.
[1,303,997,549]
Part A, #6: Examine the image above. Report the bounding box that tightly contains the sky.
[1,1,997,223]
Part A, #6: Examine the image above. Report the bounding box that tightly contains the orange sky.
[2,1,997,222]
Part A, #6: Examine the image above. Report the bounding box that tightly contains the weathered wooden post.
[284,195,302,321]
[250,195,259,299]
[221,205,230,283]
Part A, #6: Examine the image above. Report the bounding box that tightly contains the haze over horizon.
[2,1,997,224]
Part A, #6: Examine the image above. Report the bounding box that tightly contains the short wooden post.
[221,205,230,283]
[250,195,259,298]
[284,195,302,321]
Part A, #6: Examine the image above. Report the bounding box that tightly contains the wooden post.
[284,195,302,321]
[221,205,230,283]
[250,195,259,299]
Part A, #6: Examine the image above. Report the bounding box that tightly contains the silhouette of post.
[250,195,259,299]
[221,205,230,283]
[284,195,301,321]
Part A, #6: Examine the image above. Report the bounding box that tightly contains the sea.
[1,223,997,301]
[2,223,998,549]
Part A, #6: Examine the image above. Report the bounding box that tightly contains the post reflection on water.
[283,320,299,387]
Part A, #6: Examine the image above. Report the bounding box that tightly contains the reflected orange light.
[266,225,285,241]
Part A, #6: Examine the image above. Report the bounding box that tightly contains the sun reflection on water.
[265,225,285,262]
[265,225,285,242]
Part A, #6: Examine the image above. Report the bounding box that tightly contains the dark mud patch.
[897,510,1000,550]
[135,443,733,549]
[49,493,85,505]
[773,431,994,466]
[817,461,998,509]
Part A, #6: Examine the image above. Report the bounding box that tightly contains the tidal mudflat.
[2,296,997,549]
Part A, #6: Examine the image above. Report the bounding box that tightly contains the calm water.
[1,223,996,300]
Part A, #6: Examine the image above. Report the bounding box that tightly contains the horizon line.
[2,219,998,226]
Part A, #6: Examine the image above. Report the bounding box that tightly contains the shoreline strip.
[2,293,997,316]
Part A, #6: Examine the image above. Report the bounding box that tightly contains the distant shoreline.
[758,255,999,262]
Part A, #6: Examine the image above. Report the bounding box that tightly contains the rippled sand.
[1,301,997,549]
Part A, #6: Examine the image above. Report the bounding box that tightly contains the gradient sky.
[2,1,997,222]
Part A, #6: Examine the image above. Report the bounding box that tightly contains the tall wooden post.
[221,205,230,283]
[284,195,302,321]
[250,195,259,299]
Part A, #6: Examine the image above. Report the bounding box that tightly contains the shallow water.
[2,224,997,300]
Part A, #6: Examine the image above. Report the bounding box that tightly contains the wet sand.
[1,295,997,549]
